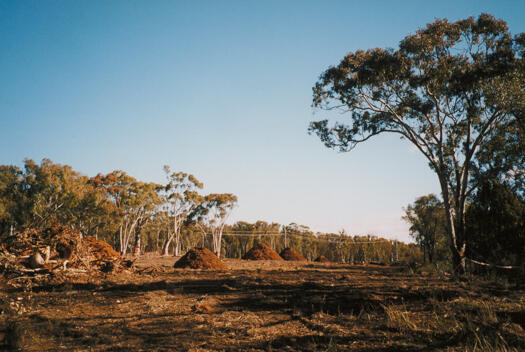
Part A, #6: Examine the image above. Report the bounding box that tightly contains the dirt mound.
[243,242,283,261]
[314,255,330,263]
[174,248,228,270]
[0,224,123,278]
[280,248,307,262]
[83,236,120,261]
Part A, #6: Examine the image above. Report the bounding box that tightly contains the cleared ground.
[1,256,524,351]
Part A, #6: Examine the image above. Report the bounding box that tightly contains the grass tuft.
[381,303,419,332]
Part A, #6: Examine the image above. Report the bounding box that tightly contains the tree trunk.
[174,233,181,256]
[119,225,124,254]
[161,235,173,256]
[172,216,182,256]
[452,249,466,275]
[133,236,141,256]
[120,216,140,256]
[213,232,221,258]
[440,178,466,275]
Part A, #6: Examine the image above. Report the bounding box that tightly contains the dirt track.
[1,256,524,351]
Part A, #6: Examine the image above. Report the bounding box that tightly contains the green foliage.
[0,159,110,236]
[466,181,525,268]
[189,193,238,257]
[403,194,447,263]
[160,166,204,255]
[309,13,525,273]
[89,170,162,254]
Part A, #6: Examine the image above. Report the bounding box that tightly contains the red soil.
[279,248,307,262]
[243,242,283,261]
[83,236,120,261]
[174,248,228,270]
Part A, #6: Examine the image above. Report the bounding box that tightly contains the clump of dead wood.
[0,224,129,280]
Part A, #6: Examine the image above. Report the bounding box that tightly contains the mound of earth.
[243,242,283,261]
[314,255,330,263]
[83,236,120,261]
[174,248,228,270]
[280,248,307,262]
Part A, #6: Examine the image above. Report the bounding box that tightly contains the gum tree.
[403,194,445,264]
[89,171,162,255]
[309,14,524,273]
[190,193,237,258]
[161,166,203,256]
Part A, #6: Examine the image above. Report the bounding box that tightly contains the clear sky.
[1,0,524,242]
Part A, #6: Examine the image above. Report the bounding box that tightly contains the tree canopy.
[309,14,525,273]
[403,194,446,264]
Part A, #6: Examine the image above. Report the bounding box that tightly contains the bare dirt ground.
[1,255,524,351]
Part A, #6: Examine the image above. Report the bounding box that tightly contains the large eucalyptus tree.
[309,14,525,273]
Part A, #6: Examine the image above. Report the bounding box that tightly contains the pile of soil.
[174,248,228,270]
[82,236,121,261]
[243,242,283,261]
[314,255,330,263]
[0,224,123,278]
[280,248,307,262]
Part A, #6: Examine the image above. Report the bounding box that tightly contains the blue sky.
[1,1,524,242]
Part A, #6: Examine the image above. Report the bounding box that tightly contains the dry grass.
[380,294,524,352]
[382,303,420,332]
[0,257,523,351]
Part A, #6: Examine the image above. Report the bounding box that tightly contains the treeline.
[0,158,420,263]
[0,159,236,258]
[137,221,421,264]
[222,223,421,264]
